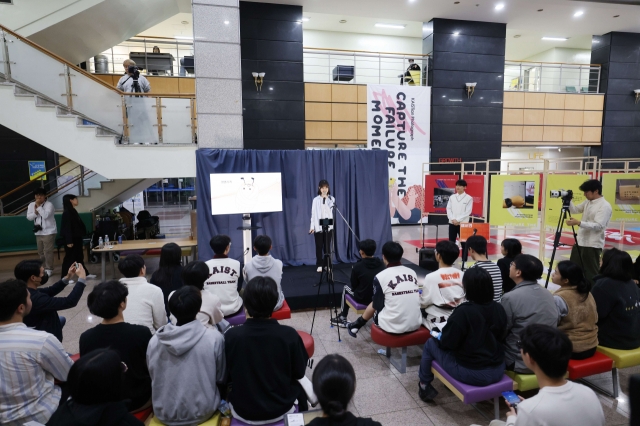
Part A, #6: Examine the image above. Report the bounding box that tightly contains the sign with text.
[603,173,640,222]
[544,174,588,228]
[460,223,490,241]
[424,174,459,214]
[28,161,46,181]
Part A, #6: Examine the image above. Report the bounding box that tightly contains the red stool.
[272,300,292,320]
[297,330,315,358]
[145,249,161,256]
[131,406,153,422]
[568,352,614,380]
[370,324,430,373]
[70,353,80,362]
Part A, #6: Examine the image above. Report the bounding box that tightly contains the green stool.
[594,346,640,398]
[505,370,539,392]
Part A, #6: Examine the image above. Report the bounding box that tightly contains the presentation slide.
[210,173,283,215]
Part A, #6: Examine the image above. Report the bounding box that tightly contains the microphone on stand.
[323,197,325,204]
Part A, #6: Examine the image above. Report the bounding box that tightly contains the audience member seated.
[168,261,224,327]
[489,324,605,426]
[150,243,184,317]
[147,286,225,425]
[0,279,73,426]
[591,248,640,350]
[346,241,422,338]
[501,255,557,373]
[243,235,285,311]
[332,239,385,328]
[307,354,382,426]
[418,268,507,402]
[15,260,86,342]
[118,255,167,334]
[497,238,522,294]
[420,240,465,331]
[225,276,309,423]
[551,260,598,360]
[80,280,152,411]
[47,349,144,426]
[467,236,503,301]
[634,253,640,284]
[205,235,243,316]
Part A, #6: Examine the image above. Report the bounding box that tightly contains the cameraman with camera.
[26,188,57,276]
[567,179,612,285]
[116,59,151,93]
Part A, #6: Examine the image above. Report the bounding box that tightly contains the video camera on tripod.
[545,188,582,287]
[550,189,573,206]
[127,65,142,93]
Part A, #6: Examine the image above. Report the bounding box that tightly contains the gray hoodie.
[147,320,225,426]
[243,255,285,311]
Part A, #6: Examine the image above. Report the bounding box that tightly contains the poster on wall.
[462,175,485,218]
[489,175,540,227]
[544,174,588,228]
[368,84,431,224]
[602,173,640,222]
[423,175,459,215]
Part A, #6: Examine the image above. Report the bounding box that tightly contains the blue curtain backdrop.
[196,149,392,266]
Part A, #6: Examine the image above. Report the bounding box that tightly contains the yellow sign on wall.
[545,174,588,228]
[490,174,540,227]
[602,173,640,222]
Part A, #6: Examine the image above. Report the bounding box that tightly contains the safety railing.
[0,24,197,145]
[504,60,601,93]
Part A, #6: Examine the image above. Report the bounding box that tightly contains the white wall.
[303,29,422,53]
[523,48,591,64]
[500,147,585,172]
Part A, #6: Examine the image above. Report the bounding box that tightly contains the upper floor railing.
[504,60,601,93]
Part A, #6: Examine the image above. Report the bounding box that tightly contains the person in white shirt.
[26,188,57,276]
[567,179,612,285]
[118,254,167,334]
[488,324,605,426]
[309,179,335,272]
[116,59,151,93]
[421,240,465,330]
[205,235,243,316]
[169,261,224,328]
[446,179,473,244]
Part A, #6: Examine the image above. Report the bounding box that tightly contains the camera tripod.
[545,200,584,288]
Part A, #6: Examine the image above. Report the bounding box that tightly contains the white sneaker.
[316,267,322,273]
[86,274,97,279]
[45,269,53,276]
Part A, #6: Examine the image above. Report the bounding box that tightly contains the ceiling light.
[301,17,310,22]
[224,20,230,25]
[542,37,568,41]
[339,20,347,23]
[375,23,406,29]
[453,31,460,35]
[537,9,543,12]
[573,11,584,17]
[495,3,504,10]
[454,1,460,3]
[613,15,620,18]
[174,36,193,40]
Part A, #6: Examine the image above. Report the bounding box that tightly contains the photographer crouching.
[567,179,612,285]
[116,59,151,93]
[26,188,57,277]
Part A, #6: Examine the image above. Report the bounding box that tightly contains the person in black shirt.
[497,238,522,294]
[80,281,152,411]
[331,239,385,327]
[225,276,309,422]
[418,267,507,402]
[60,194,93,279]
[150,242,184,316]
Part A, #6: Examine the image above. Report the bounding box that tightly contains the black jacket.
[497,257,516,293]
[350,257,385,304]
[308,412,382,426]
[592,275,640,350]
[61,208,87,244]
[24,279,86,342]
[47,400,143,426]
[150,266,184,316]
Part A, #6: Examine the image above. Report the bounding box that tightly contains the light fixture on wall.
[466,82,477,99]
[252,73,266,91]
[635,89,640,104]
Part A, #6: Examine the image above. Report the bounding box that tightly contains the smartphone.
[502,391,520,408]
[430,329,441,340]
[74,262,79,270]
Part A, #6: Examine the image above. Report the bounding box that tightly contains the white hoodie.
[168,290,224,328]
[120,276,167,334]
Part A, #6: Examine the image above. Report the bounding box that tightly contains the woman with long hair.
[552,260,598,359]
[150,242,183,316]
[497,238,522,294]
[60,194,92,279]
[309,179,334,272]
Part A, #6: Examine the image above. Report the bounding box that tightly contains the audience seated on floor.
[489,324,605,426]
[169,260,224,328]
[420,240,465,331]
[150,243,184,317]
[307,354,382,426]
[501,255,557,373]
[346,241,422,337]
[47,348,144,426]
[225,276,310,423]
[80,280,153,411]
[0,279,73,426]
[118,254,167,334]
[551,261,599,360]
[467,236,503,301]
[147,285,225,425]
[205,234,243,316]
[591,248,640,350]
[15,260,86,342]
[332,238,385,328]
[418,268,507,402]
[497,239,522,294]
[243,235,285,311]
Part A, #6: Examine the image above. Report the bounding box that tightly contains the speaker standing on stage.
[446,180,473,244]
[309,180,334,273]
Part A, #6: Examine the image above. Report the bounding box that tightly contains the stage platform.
[281,259,429,311]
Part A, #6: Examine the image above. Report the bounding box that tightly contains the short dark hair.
[210,235,231,255]
[455,179,467,187]
[0,279,28,322]
[159,243,182,268]
[87,281,128,319]
[578,179,602,195]
[68,348,124,404]
[463,267,494,304]
[312,354,356,419]
[520,324,572,379]
[34,188,47,196]
[501,238,522,258]
[556,260,591,297]
[168,285,202,325]
[381,241,403,263]
[181,261,209,290]
[243,276,278,319]
[466,236,487,256]
[513,254,544,281]
[358,239,377,257]
[435,240,459,266]
[253,235,272,256]
[117,254,145,278]
[600,248,633,282]
[317,179,331,195]
[14,260,42,283]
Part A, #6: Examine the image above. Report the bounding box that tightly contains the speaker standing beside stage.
[309,180,334,272]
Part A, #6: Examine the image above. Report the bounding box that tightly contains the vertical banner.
[602,173,640,222]
[368,84,431,224]
[489,175,540,227]
[544,175,588,228]
[462,175,485,218]
[424,175,459,214]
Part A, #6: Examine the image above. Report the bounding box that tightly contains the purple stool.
[230,406,298,426]
[345,294,367,314]
[431,361,513,419]
[224,308,246,326]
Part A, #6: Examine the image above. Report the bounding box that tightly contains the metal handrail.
[0,159,71,200]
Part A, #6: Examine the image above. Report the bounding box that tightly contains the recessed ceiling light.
[495,3,504,10]
[453,31,460,35]
[339,19,347,23]
[181,21,189,25]
[573,11,584,17]
[375,23,406,29]
[224,20,229,25]
[301,17,310,22]
[537,9,543,12]
[542,37,568,41]
[454,1,460,3]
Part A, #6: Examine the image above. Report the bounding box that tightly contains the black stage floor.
[281,259,428,311]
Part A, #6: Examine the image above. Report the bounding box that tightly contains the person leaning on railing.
[116,59,151,93]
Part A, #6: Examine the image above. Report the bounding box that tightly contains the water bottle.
[105,235,110,247]
[118,235,123,244]
[98,237,104,249]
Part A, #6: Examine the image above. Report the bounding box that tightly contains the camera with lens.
[550,189,573,206]
[33,224,43,233]
[127,65,140,80]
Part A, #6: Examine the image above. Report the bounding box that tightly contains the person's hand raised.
[75,264,87,280]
